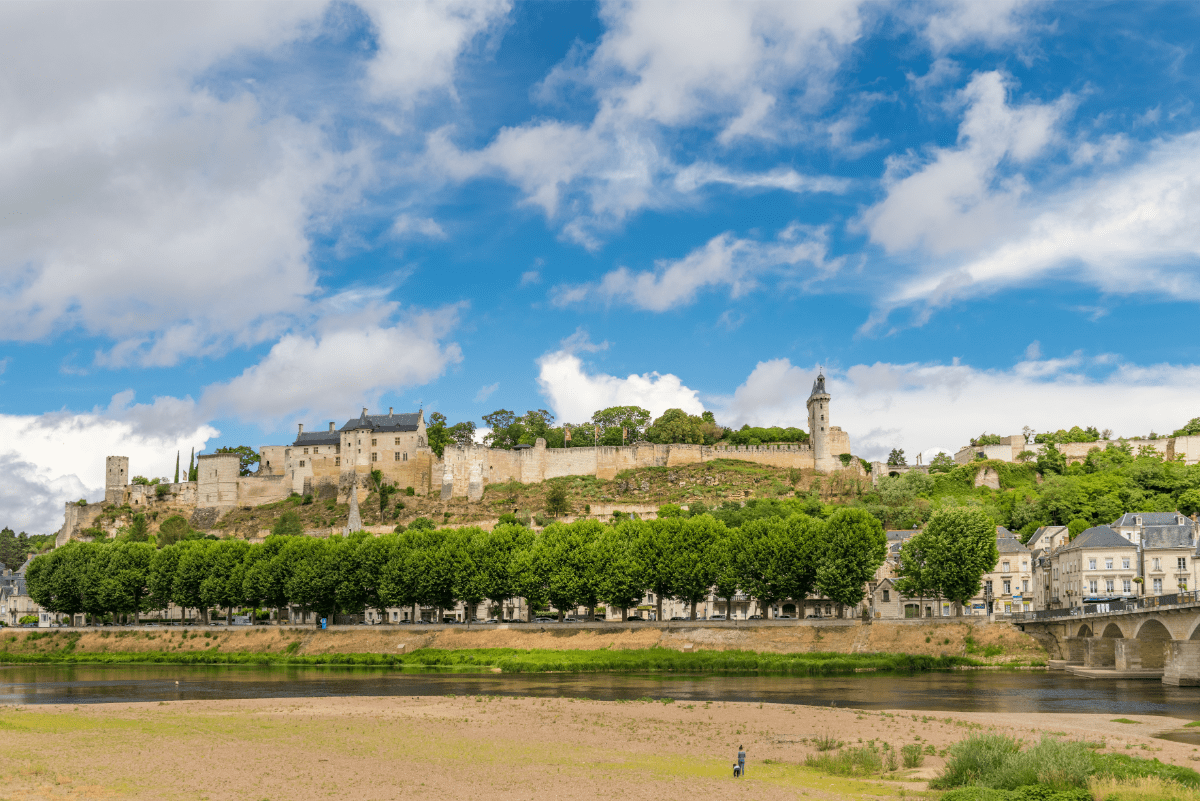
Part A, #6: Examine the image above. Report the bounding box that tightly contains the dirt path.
[0,696,1193,801]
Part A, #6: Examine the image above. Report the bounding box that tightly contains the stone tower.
[105,456,129,504]
[806,372,835,471]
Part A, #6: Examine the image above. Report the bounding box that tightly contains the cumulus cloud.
[856,69,1200,320]
[862,71,1072,257]
[920,0,1039,56]
[200,304,464,423]
[362,0,511,108]
[551,224,840,311]
[0,399,218,534]
[712,355,1200,464]
[535,350,703,424]
[0,3,365,367]
[428,0,862,246]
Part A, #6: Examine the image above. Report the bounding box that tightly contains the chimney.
[362,407,368,418]
[329,422,335,432]
[298,423,304,434]
[389,407,393,417]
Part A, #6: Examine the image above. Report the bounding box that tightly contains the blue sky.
[4,1,1200,533]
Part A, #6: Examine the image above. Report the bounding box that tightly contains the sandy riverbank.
[0,695,1193,800]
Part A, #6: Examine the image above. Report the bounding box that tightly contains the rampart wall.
[954,435,1200,466]
[441,440,827,500]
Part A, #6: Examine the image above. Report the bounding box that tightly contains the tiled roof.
[1061,525,1136,551]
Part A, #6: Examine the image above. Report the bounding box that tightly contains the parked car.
[534,616,555,623]
[777,614,795,619]
[669,616,688,621]
[483,619,500,624]
[709,614,726,620]
[748,614,763,620]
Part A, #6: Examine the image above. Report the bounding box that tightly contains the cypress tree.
[174,451,180,484]
[188,448,196,482]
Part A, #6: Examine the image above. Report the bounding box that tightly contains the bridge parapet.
[1018,591,1200,622]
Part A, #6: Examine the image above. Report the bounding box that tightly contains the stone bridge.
[1019,593,1200,685]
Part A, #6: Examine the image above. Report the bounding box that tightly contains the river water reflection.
[4,665,1200,718]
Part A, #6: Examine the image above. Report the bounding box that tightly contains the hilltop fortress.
[57,376,852,544]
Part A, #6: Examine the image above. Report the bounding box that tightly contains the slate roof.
[997,535,1031,554]
[1060,525,1136,551]
[1112,512,1188,527]
[1026,525,1068,551]
[1142,525,1196,549]
[294,431,341,448]
[293,410,422,446]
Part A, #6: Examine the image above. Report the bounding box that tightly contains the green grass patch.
[1111,718,1142,724]
[0,645,980,674]
[932,733,1200,796]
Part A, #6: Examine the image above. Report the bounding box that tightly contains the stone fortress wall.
[953,434,1200,466]
[56,375,852,542]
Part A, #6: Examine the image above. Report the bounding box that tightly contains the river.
[3,665,1200,718]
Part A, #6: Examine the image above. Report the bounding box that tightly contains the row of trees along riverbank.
[24,507,998,627]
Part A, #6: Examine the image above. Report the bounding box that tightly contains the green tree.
[128,513,150,543]
[369,469,398,520]
[645,408,706,444]
[636,519,676,622]
[1067,517,1090,539]
[922,508,1000,608]
[215,445,260,476]
[272,511,304,538]
[929,453,955,473]
[886,448,907,466]
[187,448,196,482]
[666,515,722,619]
[243,536,293,621]
[1173,417,1200,437]
[157,514,193,547]
[735,518,788,619]
[544,481,570,518]
[473,524,533,620]
[592,405,651,443]
[1179,489,1200,518]
[26,544,88,623]
[174,451,180,484]
[594,521,646,621]
[283,536,342,627]
[816,508,887,617]
[147,544,183,617]
[172,540,215,623]
[100,542,155,623]
[893,533,936,612]
[1037,443,1067,475]
[200,539,250,623]
[482,409,520,449]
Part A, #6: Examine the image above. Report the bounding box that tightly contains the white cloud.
[428,0,863,246]
[391,213,448,240]
[0,398,218,534]
[882,128,1200,314]
[0,3,372,367]
[861,71,1072,257]
[474,382,500,404]
[520,270,541,286]
[921,0,1038,56]
[535,350,703,424]
[551,224,840,311]
[362,0,511,108]
[713,355,1200,464]
[200,304,464,423]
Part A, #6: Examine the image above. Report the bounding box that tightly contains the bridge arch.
[1135,618,1173,669]
[1077,624,1093,637]
[1188,620,1200,641]
[1101,622,1125,638]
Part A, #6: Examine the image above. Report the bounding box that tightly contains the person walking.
[737,744,746,777]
